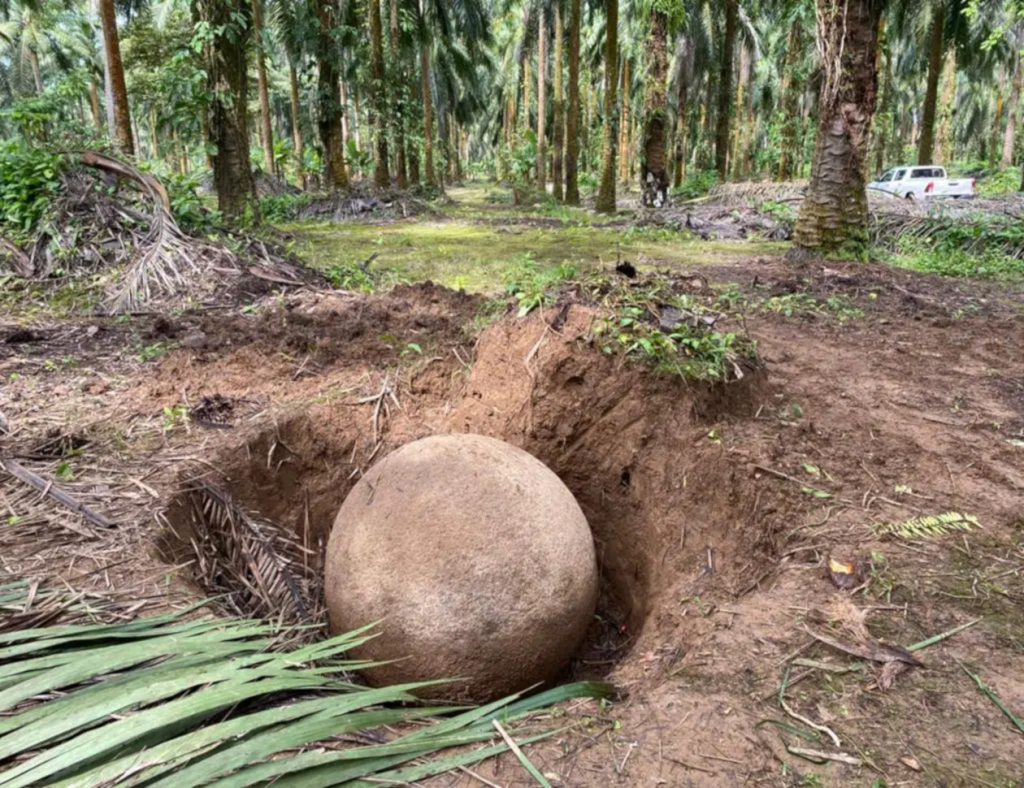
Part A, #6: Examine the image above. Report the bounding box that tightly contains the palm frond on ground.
[0,582,612,787]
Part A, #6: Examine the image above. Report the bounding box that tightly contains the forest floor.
[2,182,1023,787]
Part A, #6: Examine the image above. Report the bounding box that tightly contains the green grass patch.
[279,218,786,294]
[887,242,1024,281]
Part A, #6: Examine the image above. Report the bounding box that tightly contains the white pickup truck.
[868,166,975,200]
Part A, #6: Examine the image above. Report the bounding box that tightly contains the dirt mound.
[148,282,480,368]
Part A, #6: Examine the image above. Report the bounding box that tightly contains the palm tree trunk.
[618,57,630,185]
[564,0,581,204]
[201,0,258,220]
[521,58,531,148]
[714,0,738,178]
[732,43,749,179]
[89,79,104,133]
[98,0,134,155]
[1002,51,1022,169]
[873,37,892,176]
[673,73,688,188]
[792,0,884,258]
[389,0,408,189]
[149,107,160,159]
[917,10,943,164]
[421,42,437,187]
[369,0,390,188]
[551,3,565,201]
[641,10,669,208]
[251,0,275,176]
[339,80,350,146]
[28,49,43,95]
[317,0,348,189]
[778,20,803,180]
[536,6,547,191]
[935,49,956,164]
[288,62,306,189]
[594,0,619,213]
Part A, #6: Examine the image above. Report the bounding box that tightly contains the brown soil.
[2,255,1023,787]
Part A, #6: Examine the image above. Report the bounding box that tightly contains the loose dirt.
[2,247,1023,786]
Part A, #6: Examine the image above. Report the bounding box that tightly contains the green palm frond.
[0,584,612,787]
[872,511,981,540]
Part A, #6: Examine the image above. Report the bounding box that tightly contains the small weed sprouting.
[503,255,578,317]
[758,292,864,323]
[324,262,378,292]
[162,404,190,434]
[138,342,169,363]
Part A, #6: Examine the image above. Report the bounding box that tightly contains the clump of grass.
[503,255,578,316]
[888,240,1024,281]
[757,292,864,322]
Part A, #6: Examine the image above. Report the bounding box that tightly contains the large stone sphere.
[325,433,598,702]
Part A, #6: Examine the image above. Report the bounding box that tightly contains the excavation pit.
[157,305,776,693]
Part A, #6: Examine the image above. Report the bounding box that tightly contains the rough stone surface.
[325,433,599,701]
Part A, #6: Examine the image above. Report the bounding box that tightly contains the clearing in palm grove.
[1,0,1023,785]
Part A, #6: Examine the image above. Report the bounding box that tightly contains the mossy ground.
[279,183,786,293]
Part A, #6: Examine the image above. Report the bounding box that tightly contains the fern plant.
[872,512,980,540]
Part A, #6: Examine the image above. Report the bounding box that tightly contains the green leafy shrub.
[671,169,719,200]
[260,193,316,222]
[0,142,65,238]
[165,172,221,233]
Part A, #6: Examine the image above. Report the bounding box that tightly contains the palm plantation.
[2,0,1024,784]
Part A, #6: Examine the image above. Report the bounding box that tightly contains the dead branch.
[0,457,115,529]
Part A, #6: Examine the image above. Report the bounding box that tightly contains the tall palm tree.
[551,0,564,200]
[792,0,887,258]
[197,0,258,218]
[251,0,274,174]
[564,0,581,203]
[97,0,134,154]
[316,0,348,189]
[640,5,670,207]
[594,0,618,213]
[536,4,546,191]
[389,0,408,189]
[714,0,737,178]
[369,0,390,187]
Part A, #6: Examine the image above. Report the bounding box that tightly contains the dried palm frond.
[0,592,612,787]
[0,580,149,633]
[872,511,980,540]
[159,483,322,632]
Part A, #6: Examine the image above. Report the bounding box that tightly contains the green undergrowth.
[280,218,785,294]
[716,283,865,323]
[506,266,759,382]
[886,239,1024,281]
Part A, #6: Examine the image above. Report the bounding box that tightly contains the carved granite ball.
[325,433,598,702]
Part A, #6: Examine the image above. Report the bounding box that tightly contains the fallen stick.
[0,458,115,529]
[786,746,863,766]
[492,720,551,788]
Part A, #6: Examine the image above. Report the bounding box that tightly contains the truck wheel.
[904,193,915,201]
